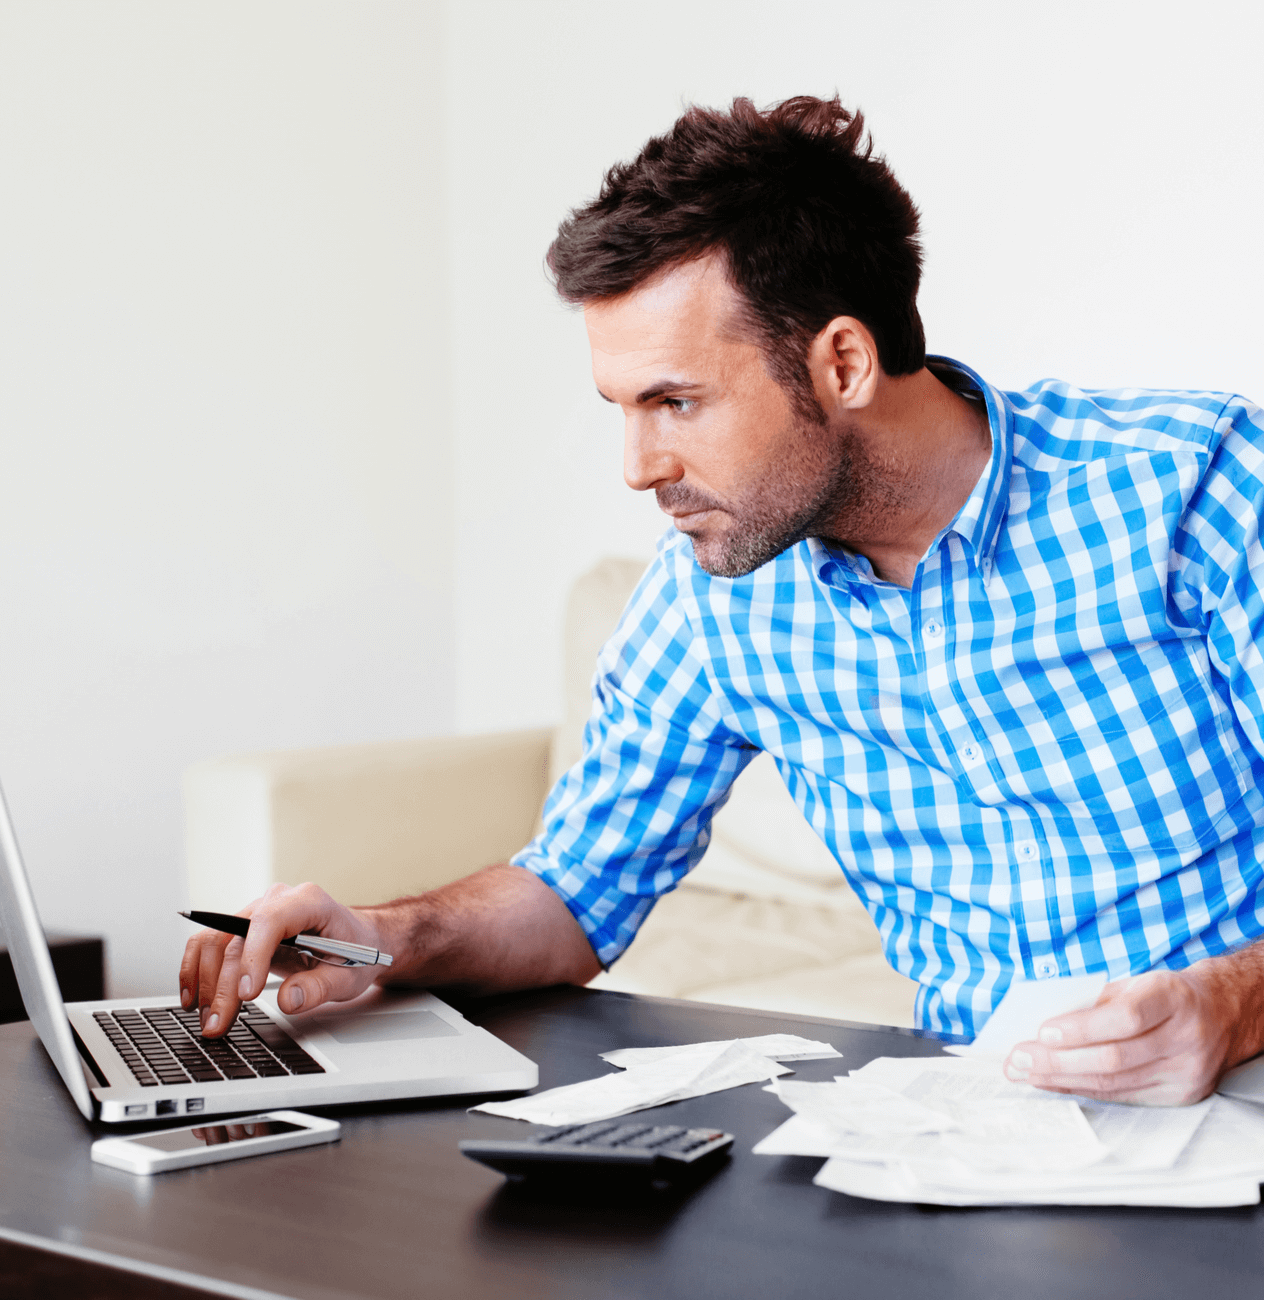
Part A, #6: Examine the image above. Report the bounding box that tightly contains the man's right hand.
[179,881,387,1037]
[178,864,603,1039]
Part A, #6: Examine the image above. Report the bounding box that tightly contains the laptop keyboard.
[93,1003,326,1087]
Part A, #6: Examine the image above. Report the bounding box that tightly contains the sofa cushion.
[585,883,917,1027]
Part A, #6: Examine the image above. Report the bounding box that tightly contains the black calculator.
[460,1119,734,1190]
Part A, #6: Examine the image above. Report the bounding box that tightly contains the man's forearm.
[183,864,602,1034]
[363,863,603,996]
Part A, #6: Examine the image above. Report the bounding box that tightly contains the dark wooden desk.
[3,986,1264,1300]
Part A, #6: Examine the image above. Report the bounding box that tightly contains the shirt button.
[1035,960,1058,980]
[924,619,943,639]
[1015,840,1039,862]
[961,743,981,764]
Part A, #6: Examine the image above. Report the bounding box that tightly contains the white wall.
[447,0,1264,732]
[0,2,453,994]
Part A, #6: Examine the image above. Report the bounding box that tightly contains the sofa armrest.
[184,729,554,912]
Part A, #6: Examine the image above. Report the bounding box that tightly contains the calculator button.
[537,1121,621,1146]
[658,1129,725,1154]
[596,1123,654,1147]
[618,1126,688,1149]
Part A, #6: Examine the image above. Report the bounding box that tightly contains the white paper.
[472,1039,789,1125]
[1217,1053,1264,1104]
[946,974,1108,1057]
[848,1055,1205,1170]
[753,1113,856,1158]
[810,1096,1256,1207]
[813,1156,1262,1208]
[895,1056,1044,1103]
[1081,1097,1210,1172]
[813,1157,924,1202]
[752,1050,1253,1206]
[847,1053,1007,1090]
[881,1107,1211,1198]
[769,1064,1104,1173]
[944,1098,1107,1172]
[601,1033,841,1068]
[1167,1095,1264,1181]
[774,1078,956,1136]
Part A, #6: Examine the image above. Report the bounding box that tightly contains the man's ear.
[808,316,880,412]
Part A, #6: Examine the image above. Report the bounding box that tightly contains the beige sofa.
[185,558,919,1027]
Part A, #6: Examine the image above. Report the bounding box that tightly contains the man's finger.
[178,936,207,1010]
[1019,1054,1217,1106]
[1035,974,1172,1048]
[234,882,338,1002]
[1014,1052,1166,1096]
[202,934,246,1036]
[275,960,373,1016]
[194,931,232,1016]
[1015,1018,1172,1080]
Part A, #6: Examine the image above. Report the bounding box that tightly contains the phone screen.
[131,1117,305,1152]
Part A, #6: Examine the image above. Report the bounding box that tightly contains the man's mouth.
[665,508,717,531]
[658,490,725,517]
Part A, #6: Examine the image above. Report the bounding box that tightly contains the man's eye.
[663,397,697,413]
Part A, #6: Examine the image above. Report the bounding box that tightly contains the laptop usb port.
[124,1104,147,1117]
[186,1098,205,1113]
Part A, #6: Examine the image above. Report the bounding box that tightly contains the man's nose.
[623,418,682,493]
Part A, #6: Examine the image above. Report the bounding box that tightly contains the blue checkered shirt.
[512,357,1264,1038]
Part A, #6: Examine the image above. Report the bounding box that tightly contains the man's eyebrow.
[595,380,704,405]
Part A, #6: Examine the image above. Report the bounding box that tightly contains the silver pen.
[179,911,394,968]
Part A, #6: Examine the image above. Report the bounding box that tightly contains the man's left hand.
[1003,951,1264,1106]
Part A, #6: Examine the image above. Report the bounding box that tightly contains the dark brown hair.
[548,95,925,418]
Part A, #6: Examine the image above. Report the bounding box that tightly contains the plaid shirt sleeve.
[1172,397,1264,760]
[510,538,757,965]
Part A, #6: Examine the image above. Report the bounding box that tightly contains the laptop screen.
[0,780,95,1119]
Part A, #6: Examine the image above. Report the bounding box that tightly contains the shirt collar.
[926,355,1013,583]
[808,355,1013,590]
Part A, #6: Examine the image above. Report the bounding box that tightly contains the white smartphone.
[91,1110,340,1175]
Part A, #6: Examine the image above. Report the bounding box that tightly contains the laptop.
[0,779,538,1123]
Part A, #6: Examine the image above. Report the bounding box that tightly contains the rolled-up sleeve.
[511,543,755,965]
[1173,398,1264,761]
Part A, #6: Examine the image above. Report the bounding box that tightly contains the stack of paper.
[755,1054,1264,1207]
[472,1034,841,1126]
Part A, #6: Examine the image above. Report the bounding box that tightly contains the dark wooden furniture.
[2,985,1263,1300]
[0,932,104,1024]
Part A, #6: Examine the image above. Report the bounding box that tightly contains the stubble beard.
[657,416,878,580]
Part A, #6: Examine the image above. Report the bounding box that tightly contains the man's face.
[585,256,864,578]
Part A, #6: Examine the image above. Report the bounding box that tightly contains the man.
[182,95,1264,1106]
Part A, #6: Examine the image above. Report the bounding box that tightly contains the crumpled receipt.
[600,1034,841,1069]
[471,1034,841,1127]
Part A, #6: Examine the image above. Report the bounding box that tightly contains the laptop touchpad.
[314,1007,461,1046]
